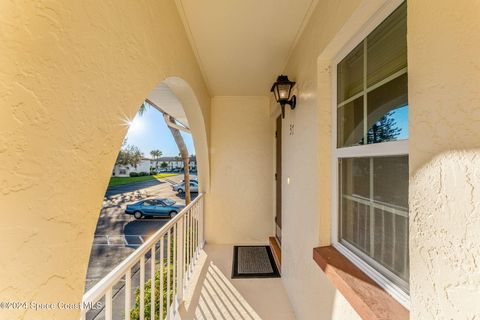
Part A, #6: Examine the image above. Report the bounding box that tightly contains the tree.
[116,145,144,169]
[128,145,143,169]
[367,111,402,144]
[138,102,192,204]
[160,162,168,169]
[150,149,162,169]
[166,115,191,204]
[189,154,196,171]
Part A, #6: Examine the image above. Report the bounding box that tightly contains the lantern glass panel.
[272,86,280,102]
[278,84,291,100]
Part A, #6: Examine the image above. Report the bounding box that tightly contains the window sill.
[313,246,409,320]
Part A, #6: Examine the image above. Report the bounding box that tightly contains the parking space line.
[92,235,152,247]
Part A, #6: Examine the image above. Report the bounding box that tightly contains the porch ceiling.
[176,0,317,96]
[147,83,189,128]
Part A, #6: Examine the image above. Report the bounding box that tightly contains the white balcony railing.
[81,193,204,320]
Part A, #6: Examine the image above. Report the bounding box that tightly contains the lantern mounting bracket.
[279,95,296,119]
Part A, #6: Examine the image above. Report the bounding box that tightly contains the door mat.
[232,245,280,278]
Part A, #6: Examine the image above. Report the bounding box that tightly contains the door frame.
[275,115,282,244]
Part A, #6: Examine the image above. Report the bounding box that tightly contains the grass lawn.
[108,173,178,187]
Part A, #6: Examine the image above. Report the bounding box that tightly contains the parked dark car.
[125,198,185,219]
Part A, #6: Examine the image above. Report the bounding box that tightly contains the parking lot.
[85,174,194,292]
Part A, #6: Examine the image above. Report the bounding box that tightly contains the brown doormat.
[232,246,280,278]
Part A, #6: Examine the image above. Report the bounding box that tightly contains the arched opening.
[150,77,209,193]
[84,77,209,319]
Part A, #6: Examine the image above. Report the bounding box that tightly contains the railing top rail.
[82,193,204,307]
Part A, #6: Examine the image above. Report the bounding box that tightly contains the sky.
[121,103,406,157]
[390,105,408,140]
[123,106,195,157]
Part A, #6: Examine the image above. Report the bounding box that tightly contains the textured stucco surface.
[279,0,365,319]
[0,1,210,319]
[409,1,480,318]
[207,96,274,244]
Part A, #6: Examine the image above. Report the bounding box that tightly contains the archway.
[82,76,209,319]
[149,77,210,193]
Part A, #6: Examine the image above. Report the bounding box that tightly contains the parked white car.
[172,181,199,193]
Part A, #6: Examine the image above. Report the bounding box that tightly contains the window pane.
[337,97,364,148]
[367,2,407,86]
[339,156,409,290]
[373,156,408,208]
[340,157,370,199]
[367,73,408,144]
[373,209,409,282]
[337,42,364,103]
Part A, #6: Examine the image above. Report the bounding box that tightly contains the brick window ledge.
[313,246,409,320]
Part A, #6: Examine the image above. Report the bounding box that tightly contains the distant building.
[112,156,197,177]
[155,156,196,172]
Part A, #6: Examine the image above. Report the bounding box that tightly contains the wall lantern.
[270,75,296,118]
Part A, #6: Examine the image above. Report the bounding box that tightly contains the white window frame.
[330,0,410,309]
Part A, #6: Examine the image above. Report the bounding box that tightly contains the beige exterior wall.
[207,96,274,244]
[2,0,480,319]
[0,1,210,319]
[408,1,480,318]
[279,0,366,319]
[280,0,480,319]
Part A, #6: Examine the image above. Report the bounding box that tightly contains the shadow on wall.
[409,149,480,317]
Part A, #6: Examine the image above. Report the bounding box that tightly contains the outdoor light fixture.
[271,75,296,118]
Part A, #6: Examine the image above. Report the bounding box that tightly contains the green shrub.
[129,261,174,320]
[130,172,139,177]
[150,170,158,175]
[138,172,148,176]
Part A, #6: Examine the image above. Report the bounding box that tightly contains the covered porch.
[81,195,293,320]
[178,245,293,320]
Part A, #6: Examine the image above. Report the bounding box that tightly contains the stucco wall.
[279,0,380,319]
[282,0,480,319]
[0,1,210,319]
[408,1,480,318]
[207,96,274,244]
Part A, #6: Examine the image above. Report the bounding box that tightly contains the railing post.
[105,288,113,320]
[140,255,145,320]
[150,246,156,320]
[125,268,131,320]
[175,216,185,310]
[198,196,204,249]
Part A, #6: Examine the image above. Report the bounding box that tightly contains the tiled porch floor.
[177,245,296,320]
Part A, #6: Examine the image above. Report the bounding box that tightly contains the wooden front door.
[275,116,282,244]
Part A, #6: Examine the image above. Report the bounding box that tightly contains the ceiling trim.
[175,0,213,97]
[281,0,319,73]
[176,0,319,96]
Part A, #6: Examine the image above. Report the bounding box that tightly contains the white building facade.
[112,157,197,177]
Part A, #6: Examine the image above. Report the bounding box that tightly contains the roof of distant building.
[143,156,195,162]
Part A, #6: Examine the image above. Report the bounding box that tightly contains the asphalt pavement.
[104,179,165,197]
[85,174,185,292]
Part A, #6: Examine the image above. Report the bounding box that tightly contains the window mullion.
[363,39,368,144]
[369,157,375,257]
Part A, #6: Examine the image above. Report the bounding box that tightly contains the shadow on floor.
[178,245,295,320]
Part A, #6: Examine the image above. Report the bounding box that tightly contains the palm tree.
[138,102,192,204]
[150,149,162,170]
[165,115,191,204]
